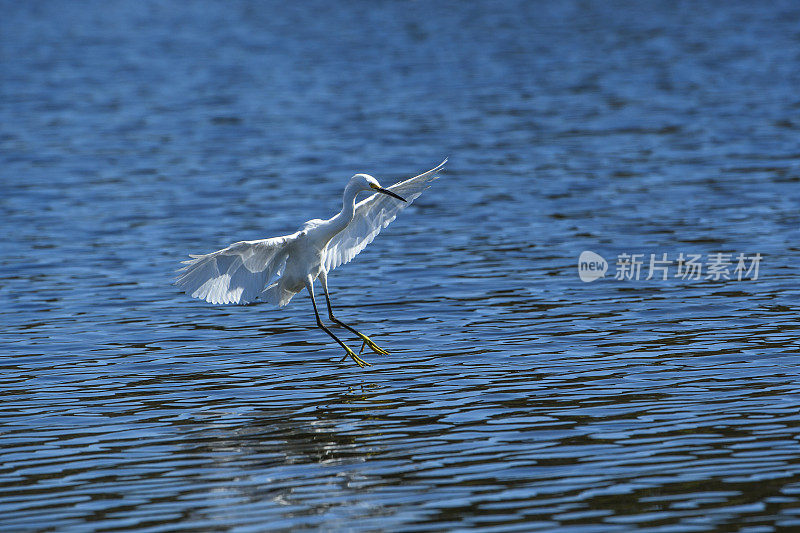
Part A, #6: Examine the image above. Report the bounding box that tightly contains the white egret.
[176,159,447,367]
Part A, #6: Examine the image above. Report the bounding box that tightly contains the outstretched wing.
[176,233,297,305]
[323,159,447,272]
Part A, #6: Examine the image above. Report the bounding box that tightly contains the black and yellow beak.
[370,183,407,202]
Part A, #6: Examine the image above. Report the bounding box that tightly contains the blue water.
[2,1,800,530]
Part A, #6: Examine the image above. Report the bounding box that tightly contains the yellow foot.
[357,334,390,356]
[343,345,371,368]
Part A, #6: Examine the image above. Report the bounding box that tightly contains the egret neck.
[321,180,361,244]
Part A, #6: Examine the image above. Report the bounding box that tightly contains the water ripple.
[3,0,800,530]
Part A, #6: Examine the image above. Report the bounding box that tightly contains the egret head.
[350,173,407,202]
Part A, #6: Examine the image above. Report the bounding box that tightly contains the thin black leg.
[320,275,389,356]
[306,280,369,367]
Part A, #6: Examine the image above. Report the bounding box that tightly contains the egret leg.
[320,273,389,356]
[306,279,369,368]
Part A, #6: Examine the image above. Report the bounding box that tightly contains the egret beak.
[375,186,407,202]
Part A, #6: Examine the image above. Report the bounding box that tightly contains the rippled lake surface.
[2,1,800,530]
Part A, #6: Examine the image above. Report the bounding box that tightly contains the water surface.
[2,1,800,530]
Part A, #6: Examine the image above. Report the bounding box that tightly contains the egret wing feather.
[176,233,297,305]
[324,159,446,272]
